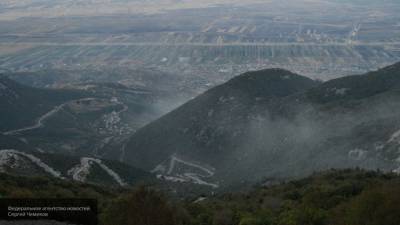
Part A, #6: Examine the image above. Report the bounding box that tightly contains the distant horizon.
[0,0,393,20]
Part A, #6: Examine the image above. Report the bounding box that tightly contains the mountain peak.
[123,68,320,173]
[224,68,319,99]
[231,68,309,82]
[307,62,400,103]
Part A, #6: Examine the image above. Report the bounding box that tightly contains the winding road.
[68,157,127,186]
[153,155,219,188]
[3,102,68,135]
[3,97,127,136]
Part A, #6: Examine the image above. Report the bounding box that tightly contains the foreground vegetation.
[182,169,400,225]
[1,169,400,225]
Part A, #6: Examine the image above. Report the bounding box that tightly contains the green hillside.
[1,169,399,225]
[0,76,86,131]
[103,169,400,225]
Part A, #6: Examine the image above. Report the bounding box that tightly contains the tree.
[212,209,236,225]
[332,184,400,225]
[102,186,187,225]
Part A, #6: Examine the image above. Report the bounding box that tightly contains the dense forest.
[1,169,400,225]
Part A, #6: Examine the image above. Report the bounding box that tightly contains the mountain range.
[123,62,400,189]
[2,62,400,191]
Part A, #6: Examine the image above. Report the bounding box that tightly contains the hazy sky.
[0,0,268,20]
[0,0,383,21]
